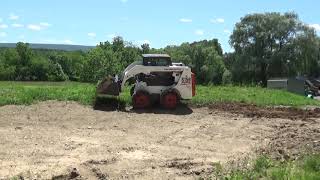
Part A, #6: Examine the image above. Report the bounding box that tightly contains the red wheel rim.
[133,93,149,108]
[163,93,177,109]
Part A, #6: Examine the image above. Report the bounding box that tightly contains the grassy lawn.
[0,81,96,106]
[193,85,320,107]
[0,81,320,107]
[215,154,320,180]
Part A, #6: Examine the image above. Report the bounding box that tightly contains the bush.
[15,66,32,81]
[48,63,69,81]
[222,69,232,85]
[0,64,16,80]
[29,57,50,81]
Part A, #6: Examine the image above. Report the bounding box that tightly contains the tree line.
[0,12,319,86]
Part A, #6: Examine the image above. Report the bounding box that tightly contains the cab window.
[143,58,171,66]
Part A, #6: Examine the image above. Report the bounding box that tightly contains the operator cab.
[142,54,172,66]
[141,54,174,86]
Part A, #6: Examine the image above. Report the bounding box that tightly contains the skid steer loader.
[96,54,196,109]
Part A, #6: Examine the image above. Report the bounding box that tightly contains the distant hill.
[0,43,95,51]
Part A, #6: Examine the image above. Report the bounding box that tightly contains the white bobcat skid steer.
[97,54,196,109]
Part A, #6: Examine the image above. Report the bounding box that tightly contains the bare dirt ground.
[0,101,319,179]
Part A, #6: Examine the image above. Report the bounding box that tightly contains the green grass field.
[0,81,320,107]
[217,154,320,180]
[193,85,320,107]
[0,81,96,106]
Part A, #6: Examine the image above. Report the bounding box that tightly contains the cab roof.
[142,54,171,58]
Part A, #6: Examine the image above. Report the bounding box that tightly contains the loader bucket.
[96,77,120,96]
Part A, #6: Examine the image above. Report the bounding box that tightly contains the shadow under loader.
[93,96,193,116]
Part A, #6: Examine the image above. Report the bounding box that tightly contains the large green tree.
[80,38,140,82]
[141,43,150,54]
[230,12,319,85]
[158,39,226,84]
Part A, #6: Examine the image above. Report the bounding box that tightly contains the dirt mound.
[208,102,320,120]
[260,121,320,160]
[208,102,320,160]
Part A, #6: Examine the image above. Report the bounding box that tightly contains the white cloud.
[26,23,51,31]
[0,32,7,37]
[9,13,19,20]
[0,40,8,43]
[310,24,320,32]
[63,39,73,44]
[217,18,225,23]
[0,18,2,22]
[88,32,96,38]
[195,29,204,36]
[224,29,231,34]
[12,23,24,28]
[27,24,42,31]
[179,18,192,23]
[0,24,8,29]
[40,22,52,27]
[210,18,225,24]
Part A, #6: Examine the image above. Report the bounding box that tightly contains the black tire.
[132,91,151,109]
[161,91,179,109]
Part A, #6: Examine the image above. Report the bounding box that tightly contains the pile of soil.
[207,102,320,160]
[261,120,320,160]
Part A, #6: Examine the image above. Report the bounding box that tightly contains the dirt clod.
[52,168,80,180]
[91,168,108,180]
[70,168,80,179]
[84,158,117,165]
[166,159,200,170]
